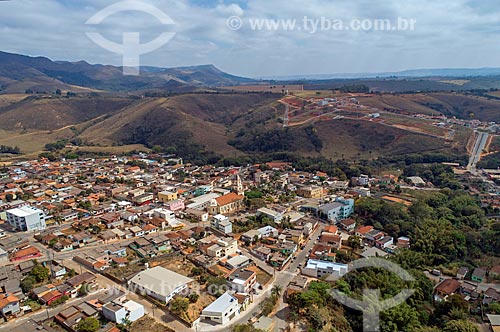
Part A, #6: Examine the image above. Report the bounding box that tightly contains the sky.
[1,0,500,77]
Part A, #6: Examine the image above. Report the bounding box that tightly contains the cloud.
[0,0,499,77]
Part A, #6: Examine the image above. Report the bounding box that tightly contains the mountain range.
[0,51,252,94]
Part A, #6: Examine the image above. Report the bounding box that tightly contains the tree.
[442,320,478,332]
[170,297,189,315]
[20,276,36,293]
[489,302,500,314]
[188,293,199,303]
[348,235,362,251]
[271,285,283,298]
[31,264,49,282]
[78,283,89,296]
[76,317,100,332]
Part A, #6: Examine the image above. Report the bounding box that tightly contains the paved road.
[197,224,324,332]
[467,131,489,173]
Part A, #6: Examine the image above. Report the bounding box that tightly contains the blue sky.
[1,0,500,77]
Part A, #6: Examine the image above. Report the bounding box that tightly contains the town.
[0,151,497,332]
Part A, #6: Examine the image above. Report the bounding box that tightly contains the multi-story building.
[207,238,238,258]
[211,214,233,234]
[296,186,323,198]
[318,197,354,223]
[158,191,178,203]
[227,269,257,293]
[6,206,46,232]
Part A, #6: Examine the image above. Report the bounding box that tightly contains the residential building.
[128,267,193,304]
[227,269,257,293]
[211,214,233,234]
[207,238,238,258]
[0,293,20,319]
[296,186,323,198]
[472,268,487,283]
[6,206,46,232]
[301,259,348,279]
[434,279,461,302]
[102,300,145,324]
[318,197,354,223]
[158,191,178,203]
[201,292,240,325]
[257,208,283,223]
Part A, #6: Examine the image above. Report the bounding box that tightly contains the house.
[185,208,209,223]
[252,246,272,261]
[301,259,348,279]
[225,255,252,270]
[397,237,410,249]
[54,304,98,331]
[128,267,193,304]
[365,229,385,242]
[471,268,486,283]
[129,226,145,237]
[40,289,63,305]
[339,218,356,232]
[241,230,261,243]
[309,244,335,261]
[102,300,145,324]
[434,279,461,302]
[319,233,342,250]
[483,288,500,305]
[66,272,97,297]
[0,293,20,319]
[227,269,257,293]
[375,236,394,249]
[165,199,184,212]
[456,267,469,280]
[10,246,41,261]
[355,225,373,238]
[208,193,244,215]
[257,208,283,223]
[490,265,500,279]
[285,276,309,301]
[257,226,279,238]
[201,292,240,325]
[211,214,233,234]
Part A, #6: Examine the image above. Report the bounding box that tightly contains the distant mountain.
[262,67,500,80]
[0,51,253,94]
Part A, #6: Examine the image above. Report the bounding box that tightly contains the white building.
[257,208,283,223]
[302,259,348,279]
[201,292,240,325]
[211,214,233,234]
[128,267,193,304]
[207,238,238,258]
[102,300,145,324]
[6,206,46,232]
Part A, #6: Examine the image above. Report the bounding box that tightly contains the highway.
[467,131,489,174]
